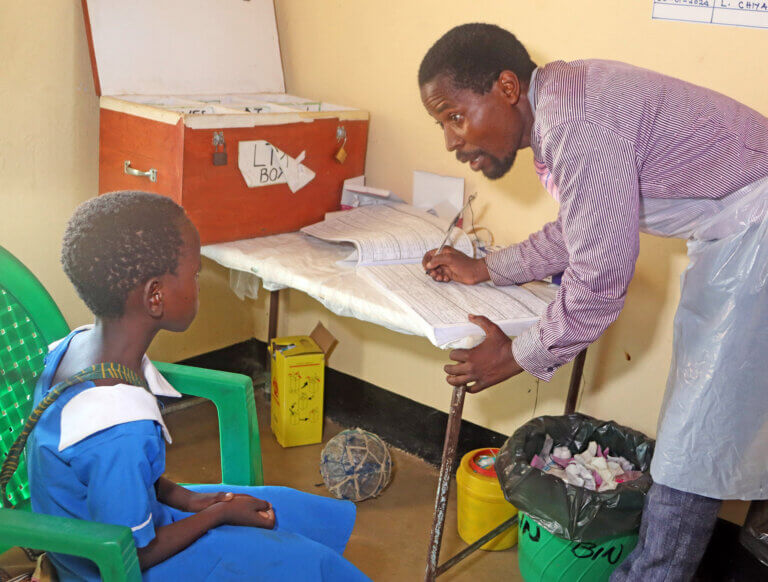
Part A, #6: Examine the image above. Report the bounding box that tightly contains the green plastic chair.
[0,245,264,581]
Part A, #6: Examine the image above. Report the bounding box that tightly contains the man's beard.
[482,150,517,180]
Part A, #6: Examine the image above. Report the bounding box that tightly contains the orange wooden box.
[82,0,369,244]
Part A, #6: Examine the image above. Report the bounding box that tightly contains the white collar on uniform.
[52,324,182,451]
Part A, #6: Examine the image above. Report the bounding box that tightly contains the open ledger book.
[300,204,474,266]
[300,203,554,347]
[359,263,554,347]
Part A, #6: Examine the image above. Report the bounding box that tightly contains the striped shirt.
[486,60,768,380]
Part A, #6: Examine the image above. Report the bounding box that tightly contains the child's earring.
[149,291,164,318]
[148,286,162,311]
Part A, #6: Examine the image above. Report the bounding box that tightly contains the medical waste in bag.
[496,413,654,541]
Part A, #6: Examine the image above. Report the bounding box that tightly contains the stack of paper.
[360,264,551,347]
[301,204,473,266]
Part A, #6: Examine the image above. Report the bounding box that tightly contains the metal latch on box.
[124,160,157,183]
[212,132,228,166]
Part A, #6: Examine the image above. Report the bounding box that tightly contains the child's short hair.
[62,191,191,318]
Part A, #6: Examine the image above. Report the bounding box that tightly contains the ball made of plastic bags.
[320,428,392,501]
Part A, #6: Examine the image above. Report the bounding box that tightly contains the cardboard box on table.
[81,0,369,244]
[268,324,338,448]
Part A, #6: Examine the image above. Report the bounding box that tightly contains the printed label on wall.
[652,0,768,29]
[238,140,316,193]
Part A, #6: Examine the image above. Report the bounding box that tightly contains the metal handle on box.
[123,160,158,183]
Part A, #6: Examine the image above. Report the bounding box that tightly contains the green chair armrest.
[152,362,264,486]
[0,508,141,582]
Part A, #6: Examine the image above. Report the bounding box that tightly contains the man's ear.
[144,279,164,319]
[497,70,521,106]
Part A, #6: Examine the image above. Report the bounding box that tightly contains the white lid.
[83,0,285,96]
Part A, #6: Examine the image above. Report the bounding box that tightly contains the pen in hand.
[425,193,477,275]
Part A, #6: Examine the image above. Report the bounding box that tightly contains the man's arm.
[513,120,641,381]
[484,218,569,285]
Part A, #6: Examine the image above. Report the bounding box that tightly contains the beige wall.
[0,1,261,363]
[3,2,765,520]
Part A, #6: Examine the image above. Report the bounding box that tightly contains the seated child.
[26,191,370,581]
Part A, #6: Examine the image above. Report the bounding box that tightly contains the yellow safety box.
[268,324,336,448]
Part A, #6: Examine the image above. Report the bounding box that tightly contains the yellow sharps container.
[456,448,518,550]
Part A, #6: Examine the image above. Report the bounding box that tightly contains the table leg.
[425,347,587,579]
[425,384,466,582]
[266,290,280,372]
[564,348,587,414]
[268,290,280,344]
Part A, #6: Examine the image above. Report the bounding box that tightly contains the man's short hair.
[61,191,190,318]
[418,23,537,94]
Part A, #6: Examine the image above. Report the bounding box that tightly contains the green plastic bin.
[518,513,638,581]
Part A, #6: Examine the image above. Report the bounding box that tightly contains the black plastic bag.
[496,413,655,541]
[740,500,768,566]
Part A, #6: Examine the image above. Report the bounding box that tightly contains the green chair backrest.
[0,247,70,507]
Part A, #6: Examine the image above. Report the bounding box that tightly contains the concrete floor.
[163,391,522,581]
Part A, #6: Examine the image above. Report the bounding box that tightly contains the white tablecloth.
[202,232,555,349]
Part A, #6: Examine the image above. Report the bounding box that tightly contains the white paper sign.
[652,0,768,29]
[238,140,316,193]
[412,170,465,220]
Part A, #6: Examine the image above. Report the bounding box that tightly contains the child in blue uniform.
[26,191,370,581]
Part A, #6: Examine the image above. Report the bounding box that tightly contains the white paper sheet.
[340,175,404,209]
[412,170,465,220]
[300,204,474,266]
[360,263,550,346]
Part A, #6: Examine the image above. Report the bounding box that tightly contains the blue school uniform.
[27,327,369,581]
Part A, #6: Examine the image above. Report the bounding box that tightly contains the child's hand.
[139,494,276,570]
[211,495,276,529]
[185,490,237,513]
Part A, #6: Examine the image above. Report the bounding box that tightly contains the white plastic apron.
[641,177,768,499]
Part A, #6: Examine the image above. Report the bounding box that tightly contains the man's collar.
[527,67,539,115]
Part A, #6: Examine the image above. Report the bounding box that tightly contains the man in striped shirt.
[420,23,768,580]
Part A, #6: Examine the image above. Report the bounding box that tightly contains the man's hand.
[423,247,490,284]
[445,315,524,393]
